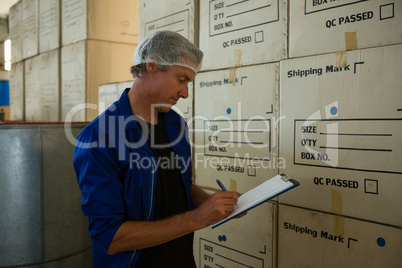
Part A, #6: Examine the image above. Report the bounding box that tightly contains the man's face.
[149,65,196,113]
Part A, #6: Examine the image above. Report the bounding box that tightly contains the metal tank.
[0,123,92,267]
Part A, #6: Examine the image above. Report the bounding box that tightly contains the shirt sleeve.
[73,125,126,253]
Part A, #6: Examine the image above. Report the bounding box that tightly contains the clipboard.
[211,174,300,229]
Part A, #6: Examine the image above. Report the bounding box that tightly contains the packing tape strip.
[234,49,243,67]
[331,189,345,236]
[334,214,345,237]
[336,51,347,68]
[229,68,237,86]
[230,178,237,192]
[344,32,358,51]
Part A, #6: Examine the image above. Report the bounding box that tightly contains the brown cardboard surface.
[289,0,402,58]
[9,62,24,121]
[22,0,39,59]
[139,0,197,43]
[61,0,139,46]
[279,45,402,226]
[87,0,139,44]
[61,40,136,122]
[194,190,276,268]
[199,0,287,71]
[9,1,23,63]
[23,49,60,122]
[61,0,86,45]
[24,55,40,121]
[194,63,279,193]
[86,40,136,121]
[344,32,358,51]
[61,41,86,122]
[278,204,402,268]
[38,49,60,121]
[0,106,10,121]
[98,80,133,115]
[39,0,60,53]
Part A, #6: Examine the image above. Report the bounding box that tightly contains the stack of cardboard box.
[278,1,401,267]
[138,0,402,267]
[8,0,139,122]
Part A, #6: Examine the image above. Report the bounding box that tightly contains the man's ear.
[146,62,157,72]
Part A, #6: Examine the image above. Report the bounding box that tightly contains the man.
[73,30,240,267]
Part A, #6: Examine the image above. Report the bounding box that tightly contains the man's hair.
[130,64,145,78]
[130,63,170,78]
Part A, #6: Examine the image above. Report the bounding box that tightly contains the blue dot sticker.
[377,237,386,247]
[330,106,338,116]
[218,235,227,242]
[227,108,232,115]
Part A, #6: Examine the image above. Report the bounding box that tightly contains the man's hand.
[191,191,240,228]
[107,187,243,254]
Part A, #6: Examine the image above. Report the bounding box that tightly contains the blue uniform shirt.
[73,89,194,267]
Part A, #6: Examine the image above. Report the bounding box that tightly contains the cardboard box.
[24,55,40,121]
[98,82,120,115]
[171,81,194,124]
[194,192,276,268]
[61,41,85,122]
[279,45,402,226]
[139,0,198,43]
[39,0,60,53]
[9,1,23,63]
[9,62,24,121]
[38,49,60,121]
[22,0,39,59]
[0,71,9,81]
[199,0,287,71]
[278,204,402,267]
[0,106,10,121]
[24,49,59,121]
[61,0,139,46]
[289,0,402,58]
[194,63,279,193]
[98,80,133,115]
[61,40,136,122]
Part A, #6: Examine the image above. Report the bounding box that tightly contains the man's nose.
[179,84,189,99]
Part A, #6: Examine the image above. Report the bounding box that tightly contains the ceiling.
[0,0,19,19]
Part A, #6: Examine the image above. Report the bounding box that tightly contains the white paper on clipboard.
[211,174,300,228]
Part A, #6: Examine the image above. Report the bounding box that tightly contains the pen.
[216,179,237,205]
[216,179,228,191]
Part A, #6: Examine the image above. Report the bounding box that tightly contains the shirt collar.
[114,88,137,129]
[116,88,180,129]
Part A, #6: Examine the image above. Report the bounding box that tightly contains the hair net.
[133,30,203,73]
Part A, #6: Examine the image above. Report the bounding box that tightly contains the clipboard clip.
[279,173,291,182]
[279,174,300,186]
